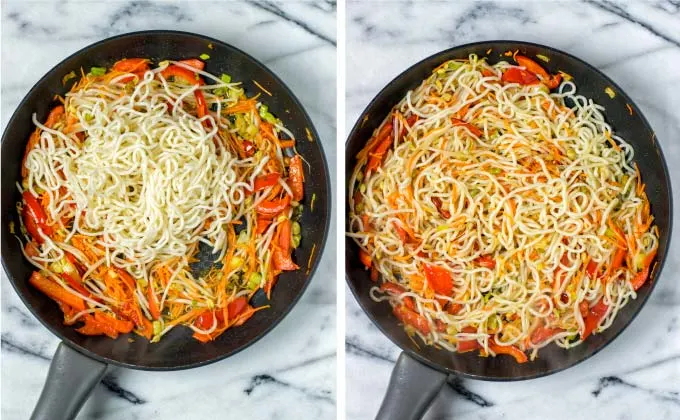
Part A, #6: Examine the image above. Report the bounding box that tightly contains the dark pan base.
[1,30,331,370]
[345,41,672,380]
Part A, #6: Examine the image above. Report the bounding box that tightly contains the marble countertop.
[346,1,680,419]
[0,1,336,419]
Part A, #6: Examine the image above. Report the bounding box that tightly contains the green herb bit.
[248,272,262,290]
[89,67,106,76]
[220,74,232,84]
[200,53,210,60]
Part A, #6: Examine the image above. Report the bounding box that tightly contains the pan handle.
[31,342,108,420]
[376,352,447,420]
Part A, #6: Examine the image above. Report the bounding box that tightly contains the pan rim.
[1,29,332,371]
[344,39,673,381]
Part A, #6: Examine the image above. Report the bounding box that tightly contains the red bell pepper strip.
[362,122,393,159]
[501,67,539,85]
[161,65,203,85]
[475,255,496,269]
[94,311,134,333]
[581,298,609,340]
[394,223,408,243]
[256,195,290,217]
[29,271,86,311]
[423,264,454,296]
[273,248,299,271]
[586,259,599,278]
[195,89,208,120]
[370,266,379,282]
[359,249,372,268]
[530,325,564,345]
[431,197,451,219]
[380,283,406,295]
[489,339,528,363]
[288,155,305,201]
[393,304,430,335]
[243,140,256,157]
[178,58,205,70]
[514,55,561,89]
[228,296,249,320]
[44,105,65,127]
[22,206,43,243]
[61,272,91,298]
[64,252,85,276]
[115,268,137,291]
[23,191,52,238]
[113,58,149,73]
[256,217,272,234]
[194,310,216,330]
[160,65,209,123]
[610,247,627,272]
[113,58,150,83]
[445,302,463,315]
[381,283,415,310]
[515,56,549,80]
[279,219,292,253]
[631,248,657,290]
[457,327,481,352]
[77,314,119,339]
[365,130,393,175]
[273,218,298,271]
[398,114,419,140]
[254,173,281,192]
[451,118,482,137]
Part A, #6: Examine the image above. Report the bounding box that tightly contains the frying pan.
[1,30,330,420]
[345,40,672,419]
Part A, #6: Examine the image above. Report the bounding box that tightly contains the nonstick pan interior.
[345,41,672,380]
[1,30,331,370]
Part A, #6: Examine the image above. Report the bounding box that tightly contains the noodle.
[18,57,305,342]
[348,54,658,362]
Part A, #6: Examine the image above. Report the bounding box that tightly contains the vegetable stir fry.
[348,54,658,363]
[18,57,305,342]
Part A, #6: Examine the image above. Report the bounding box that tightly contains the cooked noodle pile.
[19,58,305,342]
[348,54,658,362]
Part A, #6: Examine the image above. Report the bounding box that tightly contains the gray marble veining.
[1,1,336,419]
[346,1,680,419]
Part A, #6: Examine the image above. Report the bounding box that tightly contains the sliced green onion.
[89,67,106,76]
[292,235,301,248]
[220,74,232,84]
[489,167,502,175]
[199,53,210,60]
[291,221,301,235]
[248,272,262,290]
[262,112,277,124]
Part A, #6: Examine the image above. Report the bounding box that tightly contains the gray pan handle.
[31,342,108,420]
[376,352,447,420]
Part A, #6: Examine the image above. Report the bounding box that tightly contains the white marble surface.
[1,1,336,419]
[346,1,680,419]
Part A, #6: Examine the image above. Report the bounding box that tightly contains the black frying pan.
[1,30,330,419]
[345,40,672,419]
